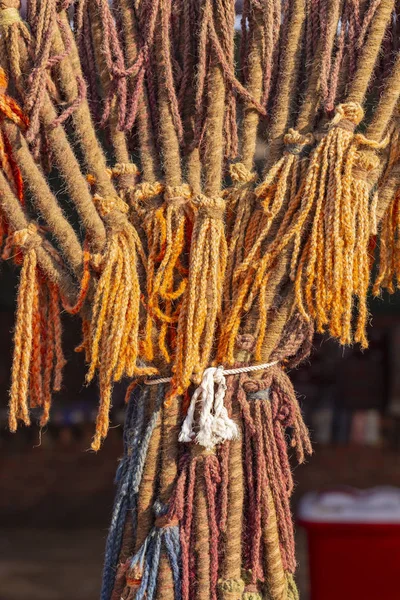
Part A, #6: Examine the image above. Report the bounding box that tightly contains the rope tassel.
[171,448,222,600]
[218,133,314,363]
[236,368,311,599]
[87,194,156,451]
[5,224,66,431]
[141,184,192,364]
[101,384,165,600]
[292,103,387,347]
[121,500,182,600]
[170,195,227,398]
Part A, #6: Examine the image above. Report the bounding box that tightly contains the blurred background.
[1,259,400,599]
[1,2,399,596]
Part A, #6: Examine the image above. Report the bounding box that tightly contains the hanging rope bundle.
[1,0,400,599]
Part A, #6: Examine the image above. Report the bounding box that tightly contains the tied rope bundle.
[0,0,400,598]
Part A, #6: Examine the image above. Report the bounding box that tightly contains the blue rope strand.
[144,532,163,600]
[101,383,182,600]
[165,526,182,600]
[100,385,147,600]
[126,500,182,600]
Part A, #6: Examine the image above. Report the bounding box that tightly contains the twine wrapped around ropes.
[1,1,400,599]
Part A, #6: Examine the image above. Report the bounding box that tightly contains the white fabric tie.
[179,366,238,450]
[175,361,278,449]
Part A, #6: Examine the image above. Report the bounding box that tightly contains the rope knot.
[284,129,314,155]
[131,182,164,204]
[242,377,271,394]
[192,194,225,220]
[153,499,179,528]
[179,366,239,450]
[111,162,139,177]
[229,162,256,184]
[235,333,256,352]
[352,151,380,181]
[164,183,192,208]
[330,102,364,131]
[0,6,21,29]
[12,223,42,251]
[93,194,129,217]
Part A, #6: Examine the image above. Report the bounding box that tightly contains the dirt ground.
[0,529,104,600]
[0,527,309,600]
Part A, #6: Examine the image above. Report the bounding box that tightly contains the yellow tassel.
[221,103,370,349]
[169,194,227,399]
[5,224,65,431]
[88,194,156,451]
[217,132,313,364]
[141,183,192,364]
[292,107,387,348]
[373,122,400,297]
[374,187,400,297]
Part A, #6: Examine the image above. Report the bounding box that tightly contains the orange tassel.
[4,225,66,430]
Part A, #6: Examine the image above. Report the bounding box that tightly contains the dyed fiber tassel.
[291,103,379,347]
[121,500,181,600]
[171,195,227,397]
[374,186,400,296]
[172,447,222,600]
[218,130,314,364]
[4,225,66,431]
[223,163,257,309]
[0,71,66,430]
[141,184,192,364]
[111,386,182,600]
[86,192,156,451]
[236,366,310,598]
[101,385,164,600]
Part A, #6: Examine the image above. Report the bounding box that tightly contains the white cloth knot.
[179,366,239,450]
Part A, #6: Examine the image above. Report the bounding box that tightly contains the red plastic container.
[298,520,400,600]
[298,488,400,600]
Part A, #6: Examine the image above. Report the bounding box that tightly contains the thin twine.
[143,361,279,386]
